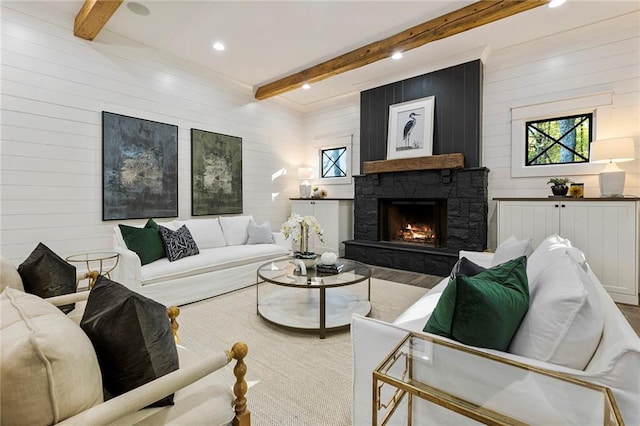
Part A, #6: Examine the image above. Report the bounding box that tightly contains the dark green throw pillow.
[424,256,529,351]
[119,219,166,265]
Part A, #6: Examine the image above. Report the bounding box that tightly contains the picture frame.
[191,129,243,216]
[386,96,435,160]
[102,111,178,221]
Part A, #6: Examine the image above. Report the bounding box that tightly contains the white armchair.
[1,255,251,426]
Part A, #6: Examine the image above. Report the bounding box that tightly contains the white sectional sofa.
[352,235,640,425]
[113,215,290,306]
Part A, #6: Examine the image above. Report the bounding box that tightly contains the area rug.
[178,278,431,426]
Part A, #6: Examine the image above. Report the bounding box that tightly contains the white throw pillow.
[491,235,534,267]
[174,218,226,249]
[526,234,573,293]
[247,220,274,245]
[508,251,604,370]
[0,288,103,424]
[219,215,254,246]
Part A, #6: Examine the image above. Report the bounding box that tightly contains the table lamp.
[297,167,313,198]
[590,137,635,197]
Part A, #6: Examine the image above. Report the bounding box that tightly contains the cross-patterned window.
[321,147,347,178]
[525,113,592,166]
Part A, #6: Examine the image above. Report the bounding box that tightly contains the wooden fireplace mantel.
[362,153,464,174]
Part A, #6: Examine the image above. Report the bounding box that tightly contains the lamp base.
[299,183,311,198]
[598,163,625,197]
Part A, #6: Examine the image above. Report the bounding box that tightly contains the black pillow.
[158,225,199,262]
[17,243,76,313]
[449,257,486,280]
[80,276,179,407]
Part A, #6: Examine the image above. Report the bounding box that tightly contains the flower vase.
[296,223,317,268]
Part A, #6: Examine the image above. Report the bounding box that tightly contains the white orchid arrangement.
[281,213,324,243]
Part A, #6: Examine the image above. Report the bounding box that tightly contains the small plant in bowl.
[547,177,572,196]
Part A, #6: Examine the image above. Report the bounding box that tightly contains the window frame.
[525,112,593,167]
[317,135,353,185]
[510,92,613,178]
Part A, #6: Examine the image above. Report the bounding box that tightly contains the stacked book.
[315,262,344,275]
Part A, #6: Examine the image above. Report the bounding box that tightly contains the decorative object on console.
[102,112,178,221]
[590,137,635,197]
[297,167,313,198]
[191,128,243,215]
[546,177,572,196]
[386,96,435,160]
[17,243,77,313]
[568,182,584,198]
[281,213,324,267]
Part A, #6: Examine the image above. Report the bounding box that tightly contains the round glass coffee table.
[256,258,371,339]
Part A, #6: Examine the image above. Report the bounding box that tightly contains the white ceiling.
[43,1,639,110]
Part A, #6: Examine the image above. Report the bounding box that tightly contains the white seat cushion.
[140,244,288,284]
[0,288,103,424]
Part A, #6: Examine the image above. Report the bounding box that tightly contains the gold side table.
[66,252,119,289]
[373,332,622,425]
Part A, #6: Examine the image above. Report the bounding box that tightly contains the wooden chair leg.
[167,306,180,344]
[229,342,250,426]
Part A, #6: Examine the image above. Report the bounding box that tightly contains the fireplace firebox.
[379,199,447,248]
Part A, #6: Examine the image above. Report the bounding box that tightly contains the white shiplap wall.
[484,11,640,248]
[0,3,304,265]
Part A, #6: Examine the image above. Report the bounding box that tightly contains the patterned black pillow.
[17,243,76,313]
[158,225,199,262]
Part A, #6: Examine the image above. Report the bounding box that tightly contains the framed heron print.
[386,96,435,160]
[191,129,243,216]
[102,112,178,221]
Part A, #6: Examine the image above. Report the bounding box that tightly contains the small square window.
[321,147,347,178]
[525,113,592,166]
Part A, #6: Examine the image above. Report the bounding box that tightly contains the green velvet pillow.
[119,219,166,266]
[423,256,529,351]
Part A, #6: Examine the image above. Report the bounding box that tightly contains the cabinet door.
[560,202,637,299]
[497,201,559,247]
[311,201,339,254]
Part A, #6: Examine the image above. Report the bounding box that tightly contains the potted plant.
[547,177,572,196]
[281,214,325,267]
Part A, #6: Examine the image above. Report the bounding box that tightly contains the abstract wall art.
[102,111,178,220]
[191,129,243,216]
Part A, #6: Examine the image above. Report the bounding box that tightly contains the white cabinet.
[290,199,353,257]
[496,199,639,305]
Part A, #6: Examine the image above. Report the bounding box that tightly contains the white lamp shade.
[591,138,635,163]
[297,167,314,180]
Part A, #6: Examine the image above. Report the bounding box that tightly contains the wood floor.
[370,265,640,337]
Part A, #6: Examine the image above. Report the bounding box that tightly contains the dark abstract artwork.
[102,112,178,221]
[191,129,242,216]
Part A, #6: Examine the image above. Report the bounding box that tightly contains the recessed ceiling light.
[548,0,566,8]
[213,42,225,51]
[302,83,311,90]
[127,2,150,16]
[391,52,403,60]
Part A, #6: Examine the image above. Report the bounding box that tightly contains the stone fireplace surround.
[344,167,489,277]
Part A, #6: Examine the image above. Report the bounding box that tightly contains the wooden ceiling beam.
[74,0,123,41]
[255,0,548,100]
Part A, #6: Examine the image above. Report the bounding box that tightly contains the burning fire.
[398,223,436,243]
